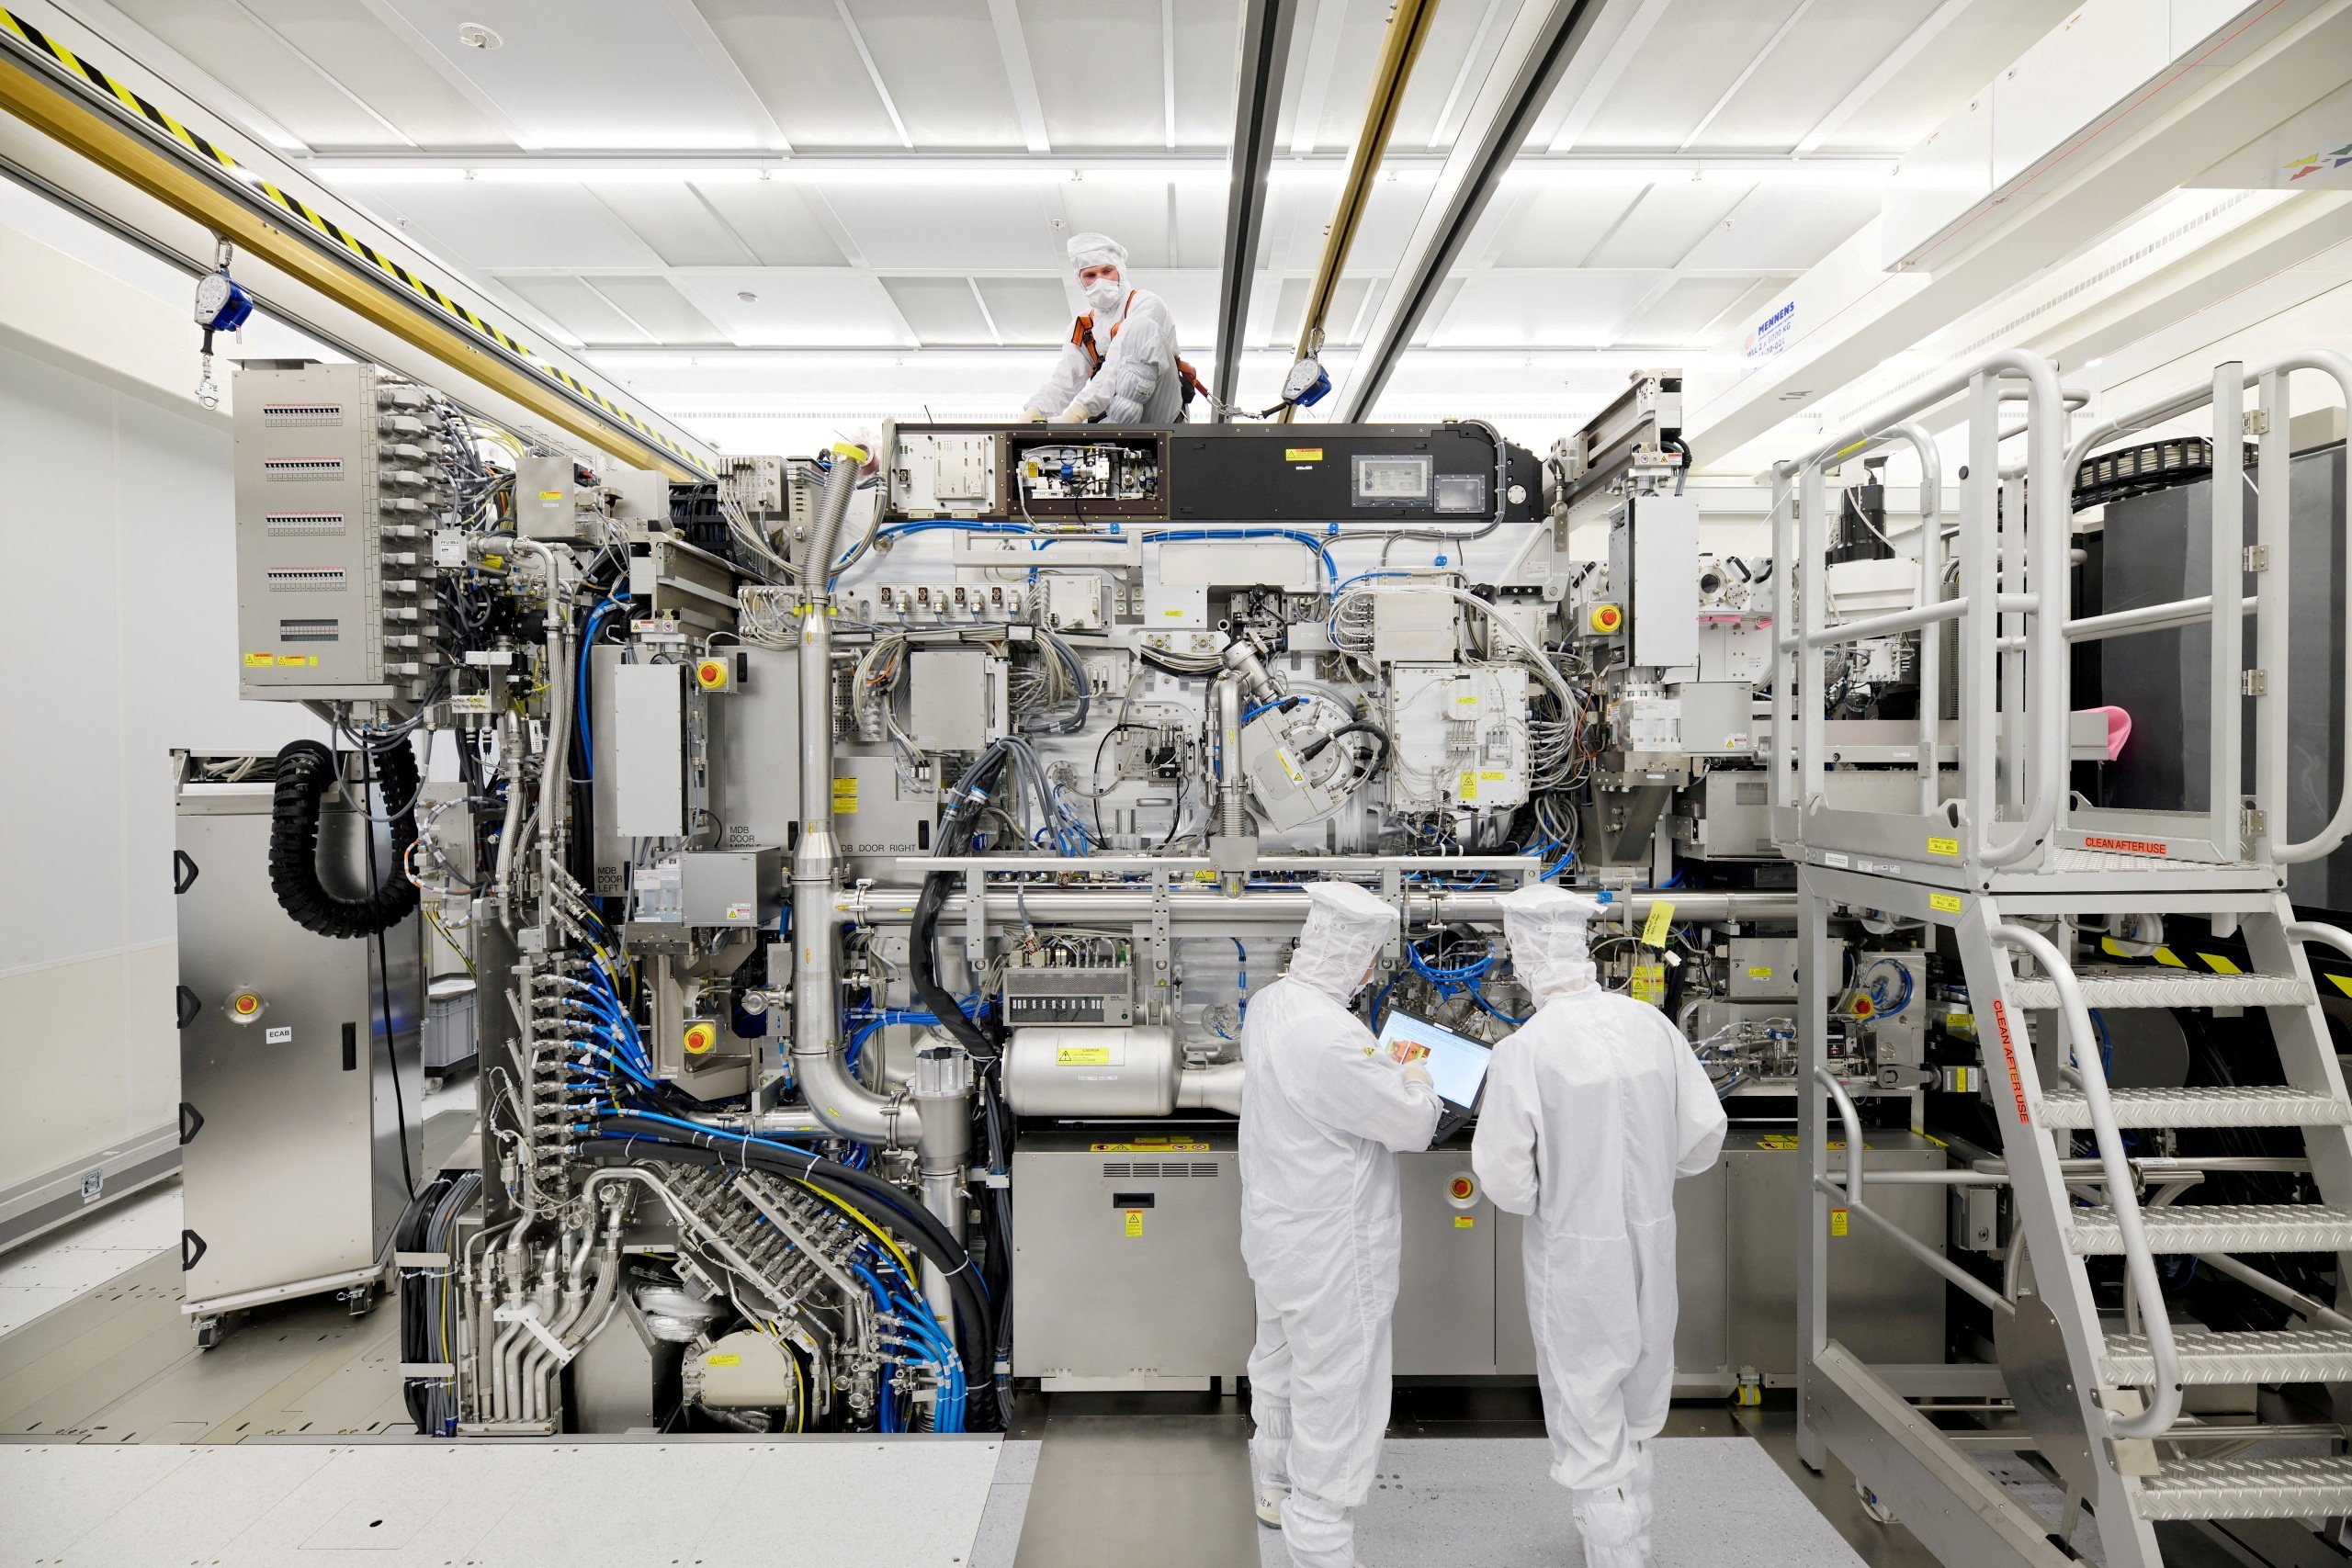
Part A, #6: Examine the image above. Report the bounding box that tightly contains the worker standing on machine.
[1473,886,1727,1568]
[1020,231,1200,425]
[1239,880,1441,1568]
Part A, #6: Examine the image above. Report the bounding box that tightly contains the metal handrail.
[2067,351,2352,865]
[1994,923,2182,1438]
[1811,1067,2007,1314]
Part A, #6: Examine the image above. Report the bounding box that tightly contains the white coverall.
[1024,245,1187,425]
[1471,886,1727,1568]
[1239,880,1441,1568]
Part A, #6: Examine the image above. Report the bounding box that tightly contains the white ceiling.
[90,0,2093,447]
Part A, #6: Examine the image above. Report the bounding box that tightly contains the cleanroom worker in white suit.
[1472,886,1728,1568]
[1238,880,1442,1568]
[1019,231,1193,425]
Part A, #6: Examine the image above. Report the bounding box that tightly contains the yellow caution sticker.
[1947,1010,1975,1034]
[1089,1140,1211,1154]
[1641,902,1676,948]
[1458,773,1479,801]
[1630,962,1665,1006]
[1926,836,1960,858]
[706,1353,741,1367]
[1453,1215,1476,1229]
[243,651,276,667]
[1829,1209,1849,1237]
[1124,1210,1145,1237]
[831,776,859,813]
[1479,770,1507,784]
[537,489,564,502]
[1747,966,1774,980]
[1276,749,1305,785]
[277,654,318,667]
[1057,1046,1112,1066]
[1284,447,1323,463]
[1929,892,1963,915]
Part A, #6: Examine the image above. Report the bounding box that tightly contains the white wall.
[0,210,320,1195]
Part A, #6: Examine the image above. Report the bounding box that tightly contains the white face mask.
[1083,276,1125,314]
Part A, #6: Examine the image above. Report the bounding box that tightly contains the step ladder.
[1954,894,2352,1564]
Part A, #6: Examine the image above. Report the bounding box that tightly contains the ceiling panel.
[668,271,905,344]
[1433,271,1661,345]
[1409,274,1466,345]
[856,0,1027,147]
[1583,183,1748,269]
[242,0,519,148]
[694,184,853,266]
[819,186,1063,270]
[1019,0,1167,148]
[1308,0,1396,152]
[495,275,654,344]
[1691,0,1926,150]
[1676,187,1878,271]
[1622,275,1769,345]
[976,276,1078,342]
[1491,187,1645,268]
[881,276,995,344]
[1060,185,1176,268]
[1816,0,2081,152]
[1388,0,1509,149]
[587,185,759,267]
[586,276,729,343]
[359,187,665,270]
[380,0,771,148]
[1570,0,1813,150]
[694,0,901,147]
[1171,186,1232,269]
[1265,276,1374,348]
[1170,0,1247,149]
[105,0,410,148]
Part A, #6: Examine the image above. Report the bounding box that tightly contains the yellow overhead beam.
[0,11,709,479]
[1282,0,1442,423]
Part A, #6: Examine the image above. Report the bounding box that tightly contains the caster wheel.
[1857,1477,1896,1524]
[342,1286,376,1319]
[194,1316,224,1350]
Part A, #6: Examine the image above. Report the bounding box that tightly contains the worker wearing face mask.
[1019,231,1201,425]
[1472,886,1728,1568]
[1238,880,1441,1568]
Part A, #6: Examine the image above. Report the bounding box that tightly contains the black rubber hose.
[910,747,1009,1061]
[582,1131,994,1396]
[1300,720,1391,780]
[267,739,420,938]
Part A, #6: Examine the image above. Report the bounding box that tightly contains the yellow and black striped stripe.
[1,6,714,479]
[2099,934,2352,999]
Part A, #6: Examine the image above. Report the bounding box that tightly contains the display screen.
[1377,1010,1495,1110]
[1353,454,1433,503]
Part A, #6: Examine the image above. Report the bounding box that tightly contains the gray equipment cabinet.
[173,752,423,1345]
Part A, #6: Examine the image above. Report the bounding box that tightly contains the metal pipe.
[1279,0,1442,423]
[2197,1251,2352,1330]
[1811,1175,2007,1314]
[836,886,1792,925]
[2064,593,2256,642]
[1178,1059,1246,1115]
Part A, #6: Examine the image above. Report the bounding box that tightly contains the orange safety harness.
[1070,290,1206,413]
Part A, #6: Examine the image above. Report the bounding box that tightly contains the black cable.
[361,756,419,1201]
[267,739,420,938]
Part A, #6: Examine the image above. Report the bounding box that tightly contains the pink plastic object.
[2080,705,2132,761]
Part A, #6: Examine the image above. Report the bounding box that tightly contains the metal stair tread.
[2007,966,2312,1010]
[2067,1203,2352,1255]
[2040,1085,2350,1130]
[2102,1327,2352,1385]
[2135,1455,2352,1521]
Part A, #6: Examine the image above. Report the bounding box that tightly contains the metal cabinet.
[174,758,422,1331]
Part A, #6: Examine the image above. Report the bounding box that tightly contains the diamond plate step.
[2041,1086,2351,1130]
[2103,1328,2352,1386]
[2067,1204,2352,1256]
[2007,966,2313,1010]
[2135,1456,2352,1521]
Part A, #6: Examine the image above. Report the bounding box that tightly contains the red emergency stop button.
[230,990,263,1020]
[683,1021,717,1055]
[1449,1175,1476,1201]
[1589,604,1623,634]
[695,660,728,690]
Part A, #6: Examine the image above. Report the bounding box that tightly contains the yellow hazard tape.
[0,6,712,477]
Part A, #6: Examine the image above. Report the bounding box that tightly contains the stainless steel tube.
[835,886,1792,925]
[1177,1059,1246,1115]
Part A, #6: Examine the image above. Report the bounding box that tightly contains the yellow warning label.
[1926,836,1960,858]
[1948,1067,1975,1092]
[1641,901,1675,948]
[1453,1215,1476,1229]
[1929,892,1963,914]
[1479,770,1507,783]
[1089,1140,1212,1154]
[1124,1210,1145,1237]
[1758,1134,1871,1152]
[277,654,319,667]
[2200,953,2243,975]
[706,1353,741,1367]
[243,651,275,667]
[1284,447,1323,462]
[1745,966,1774,981]
[537,488,564,502]
[1458,773,1478,801]
[1057,1046,1112,1066]
[831,776,859,812]
[1947,1010,1975,1033]
[1630,962,1665,1005]
[1829,1209,1849,1237]
[1276,749,1304,784]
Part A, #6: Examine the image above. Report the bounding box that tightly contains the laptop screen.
[1376,1010,1495,1111]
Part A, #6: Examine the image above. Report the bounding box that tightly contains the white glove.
[1401,1062,1434,1093]
[1058,400,1092,423]
[1019,406,1047,423]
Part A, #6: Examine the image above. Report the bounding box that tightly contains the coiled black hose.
[267,739,420,938]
